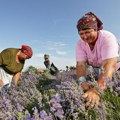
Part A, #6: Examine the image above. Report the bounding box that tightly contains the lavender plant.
[0,66,120,120]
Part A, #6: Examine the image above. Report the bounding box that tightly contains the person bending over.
[0,45,33,91]
[76,12,120,107]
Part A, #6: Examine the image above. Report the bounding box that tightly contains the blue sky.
[0,0,120,70]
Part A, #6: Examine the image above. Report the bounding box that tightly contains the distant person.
[0,45,33,92]
[50,63,59,75]
[44,54,59,75]
[44,54,50,69]
[76,12,120,107]
[66,66,69,71]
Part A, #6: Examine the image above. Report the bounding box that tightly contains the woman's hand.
[83,87,101,108]
[97,79,106,90]
[81,81,90,92]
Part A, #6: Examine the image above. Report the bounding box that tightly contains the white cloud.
[38,41,68,56]
[54,42,68,47]
[42,41,68,50]
[56,50,66,55]
[34,53,45,58]
[48,47,56,50]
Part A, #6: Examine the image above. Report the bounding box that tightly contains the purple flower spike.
[50,107,56,112]
[115,87,120,91]
[26,113,31,119]
[40,110,48,118]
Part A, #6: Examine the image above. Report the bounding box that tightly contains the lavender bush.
[0,66,120,120]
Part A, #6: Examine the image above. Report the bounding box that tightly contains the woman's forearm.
[97,58,117,90]
[76,61,86,77]
[13,72,21,86]
[76,62,90,91]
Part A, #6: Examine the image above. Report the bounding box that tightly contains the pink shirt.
[76,30,120,70]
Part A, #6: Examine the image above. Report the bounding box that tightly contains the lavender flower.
[115,87,120,91]
[0,66,120,119]
[39,110,49,119]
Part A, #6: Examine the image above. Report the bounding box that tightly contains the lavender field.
[0,66,120,120]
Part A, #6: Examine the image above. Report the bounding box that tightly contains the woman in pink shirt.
[76,12,120,108]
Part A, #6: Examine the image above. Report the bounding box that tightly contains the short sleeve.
[0,49,11,65]
[101,33,119,60]
[76,40,87,62]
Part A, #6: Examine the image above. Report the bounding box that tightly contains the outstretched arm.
[13,72,21,86]
[97,57,117,90]
[83,57,117,107]
[76,61,90,91]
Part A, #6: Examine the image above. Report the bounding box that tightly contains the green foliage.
[36,79,54,91]
[36,78,60,92]
[27,78,58,115]
[17,112,24,120]
[87,109,98,120]
[41,70,51,78]
[78,113,86,120]
[25,98,40,115]
[102,88,120,119]
[23,65,41,75]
